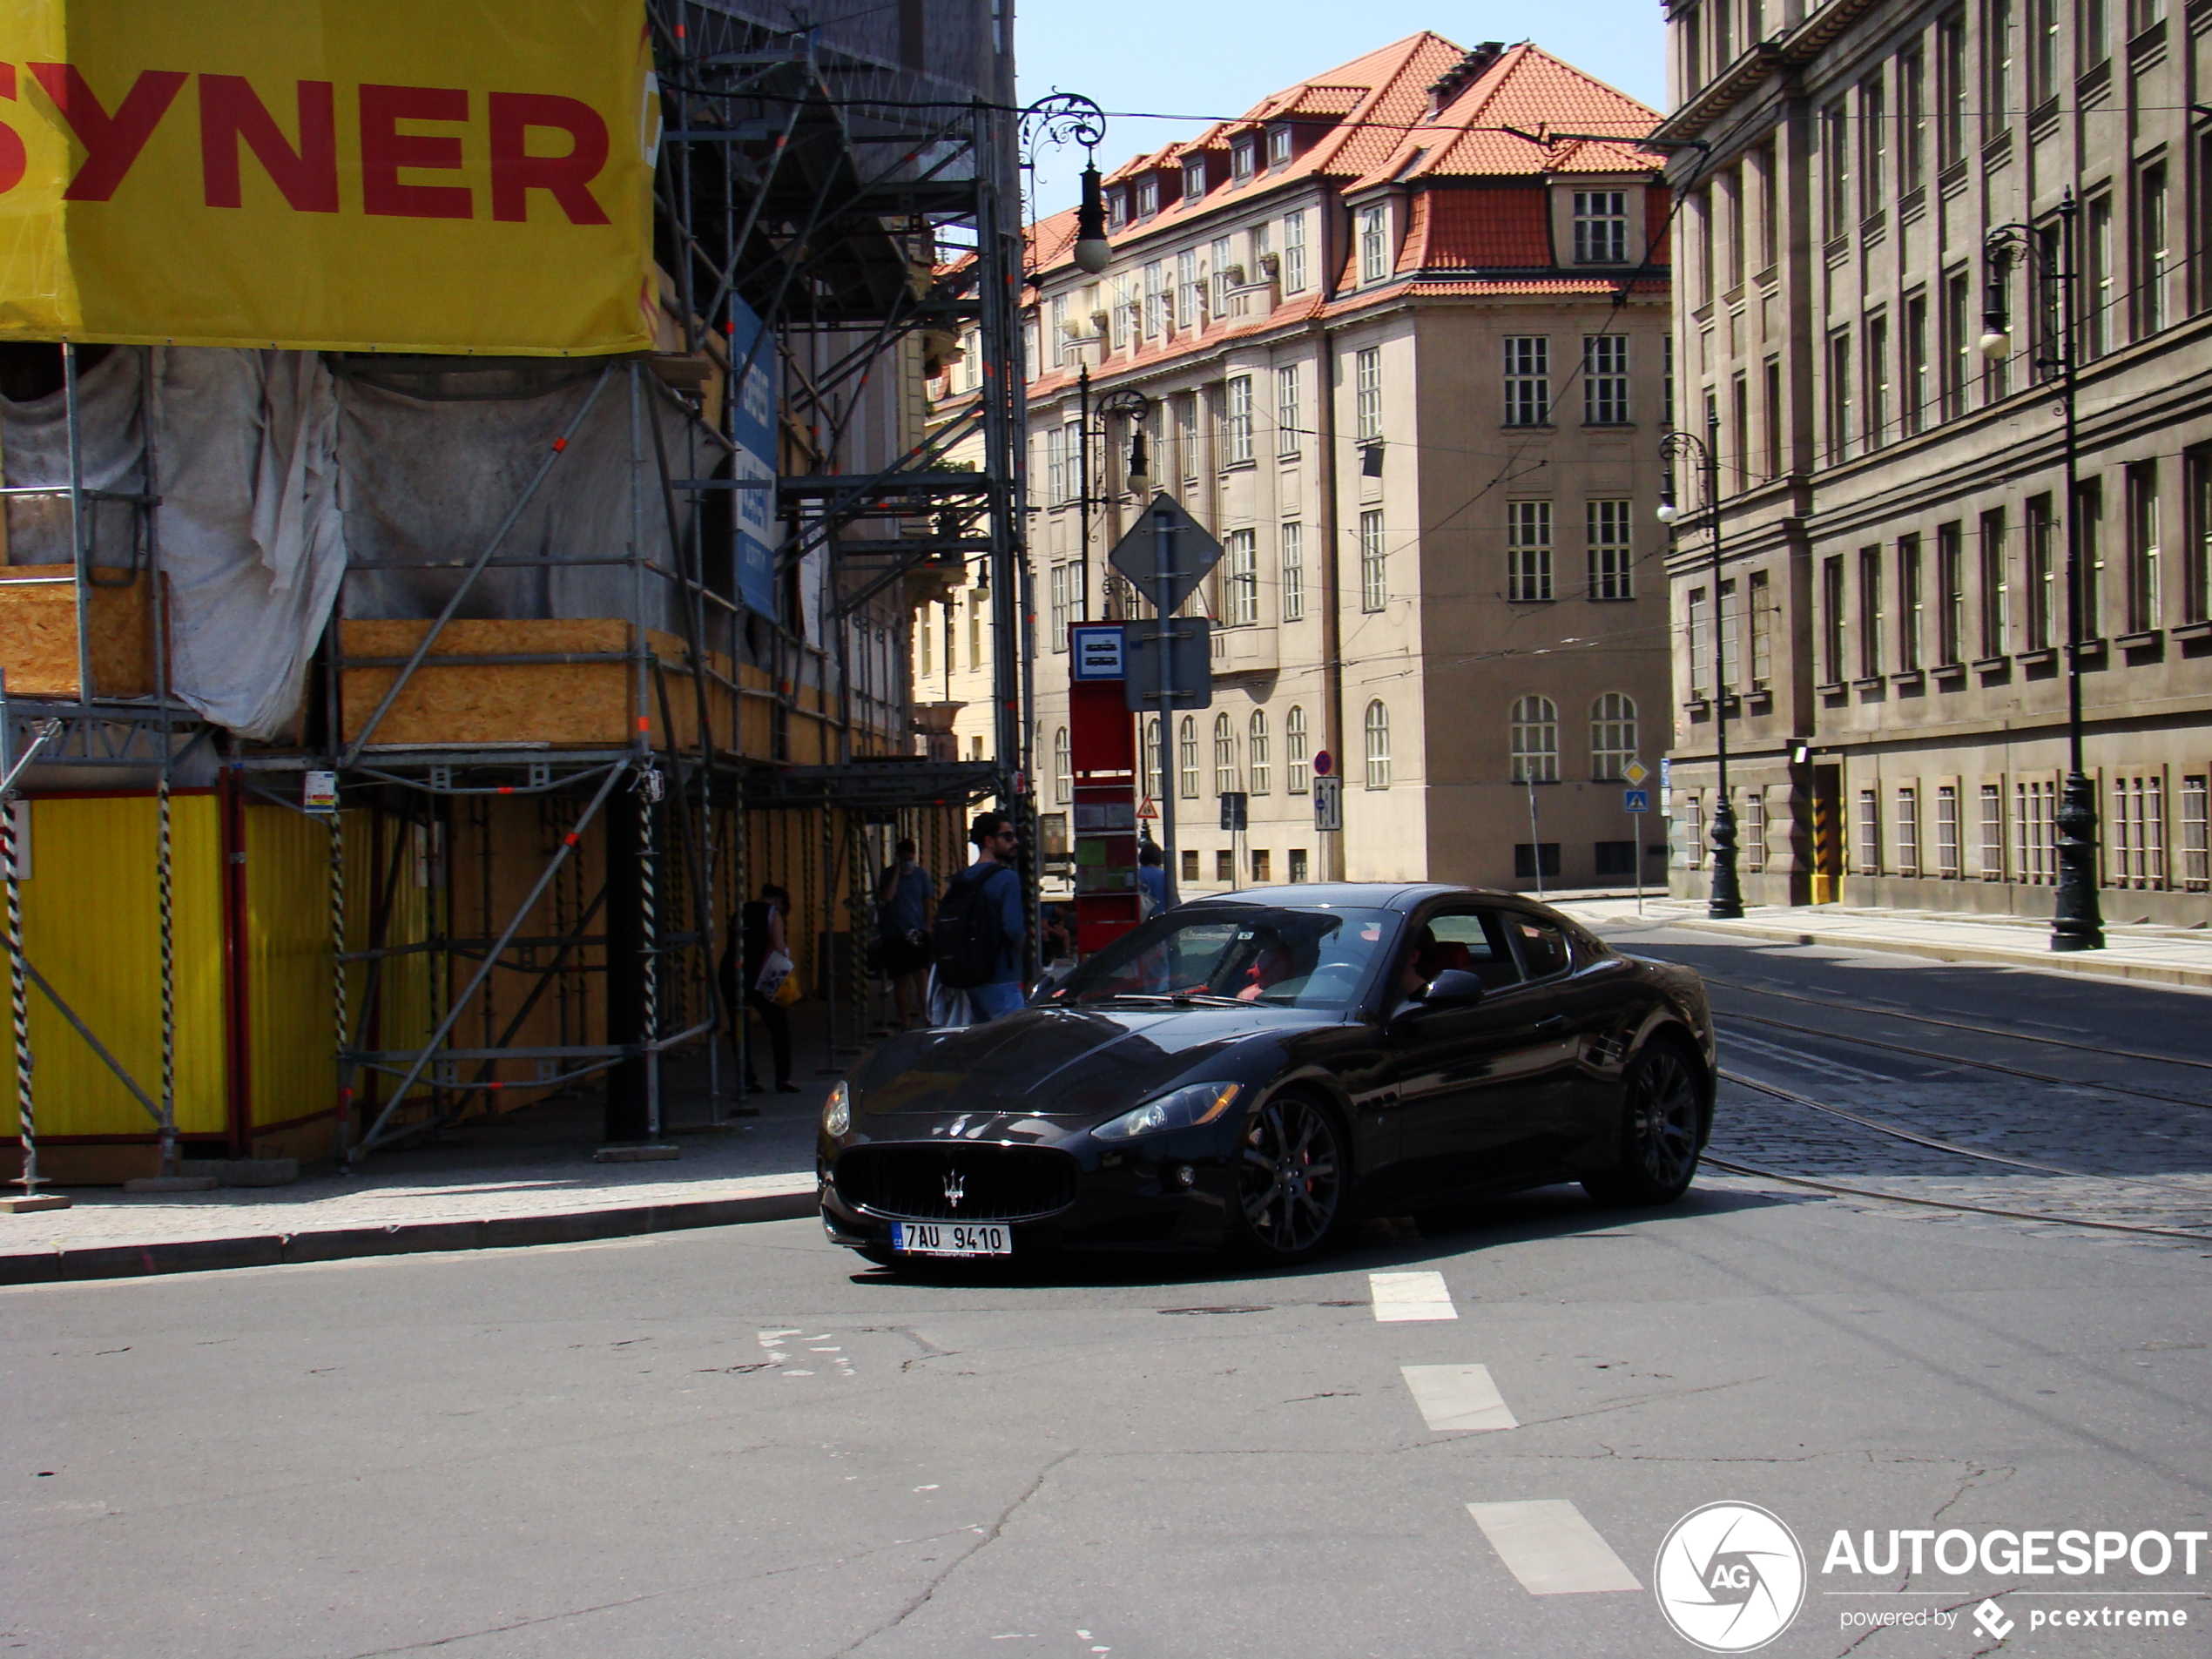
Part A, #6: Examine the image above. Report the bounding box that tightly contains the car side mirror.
[1420,968,1487,1008]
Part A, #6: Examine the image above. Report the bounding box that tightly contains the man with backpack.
[930,812,1028,1022]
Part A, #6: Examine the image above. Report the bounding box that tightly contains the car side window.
[1507,914,1571,981]
[1418,908,1522,992]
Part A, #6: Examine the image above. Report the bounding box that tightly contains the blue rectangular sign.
[728,296,780,620]
[1070,624,1126,680]
[1623,789,1651,814]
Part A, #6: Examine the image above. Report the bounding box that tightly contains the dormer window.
[1268,125,1293,167]
[1107,189,1127,229]
[1183,157,1206,199]
[1358,204,1390,284]
[1136,175,1158,218]
[1231,139,1256,181]
[1573,190,1629,263]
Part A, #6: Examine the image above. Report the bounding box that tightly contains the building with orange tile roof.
[923,35,1677,894]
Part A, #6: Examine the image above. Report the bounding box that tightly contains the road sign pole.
[1154,503,1177,907]
[1634,806,1644,916]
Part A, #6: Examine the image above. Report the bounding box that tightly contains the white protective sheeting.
[0,346,347,740]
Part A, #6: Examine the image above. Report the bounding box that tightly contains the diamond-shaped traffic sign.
[1623,758,1649,787]
[1108,492,1224,618]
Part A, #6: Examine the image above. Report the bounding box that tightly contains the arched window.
[1285,705,1310,792]
[1511,695,1559,782]
[1248,709,1271,794]
[1053,726,1073,803]
[1363,699,1391,789]
[1213,711,1238,794]
[1178,715,1199,798]
[1141,716,1161,799]
[1588,692,1636,780]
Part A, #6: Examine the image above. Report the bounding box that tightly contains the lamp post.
[1074,370,1150,623]
[1657,413,1743,920]
[1980,195,2103,952]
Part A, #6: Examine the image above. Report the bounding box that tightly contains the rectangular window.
[1176,249,1198,330]
[1282,211,1307,293]
[1588,499,1634,600]
[1714,0,1734,66]
[2141,163,2170,337]
[2026,495,2055,649]
[1857,789,1882,875]
[2015,778,2056,885]
[1276,364,1300,455]
[1504,336,1550,426]
[1355,347,1383,442]
[1943,269,1972,421]
[1584,335,1630,424]
[1224,529,1258,625]
[1858,544,1885,678]
[1136,175,1158,218]
[1285,707,1310,794]
[2085,0,2111,66]
[1279,522,1305,622]
[1224,375,1254,464]
[1231,140,1255,182]
[1896,786,1920,878]
[1979,782,2006,880]
[1979,508,2009,658]
[1859,73,1887,221]
[2181,775,2210,891]
[1821,555,1846,684]
[1142,260,1164,337]
[1937,522,1966,665]
[1573,189,1629,263]
[1177,393,1198,485]
[1663,334,1676,428]
[1359,205,1389,283]
[1049,562,1071,651]
[1359,509,1387,611]
[2110,773,2168,889]
[1986,0,2013,138]
[1749,568,1773,685]
[2078,478,2105,637]
[1688,586,1710,699]
[2188,447,2212,624]
[1827,329,1853,464]
[1289,847,1309,882]
[1507,501,1553,603]
[2031,0,2058,99]
[1270,125,1292,168]
[1939,11,1966,166]
[1181,848,1199,883]
[1109,273,1129,350]
[1900,47,1927,189]
[1937,785,1961,878]
[1865,314,1890,451]
[1744,792,1768,873]
[1898,533,1924,671]
[918,609,932,676]
[1719,577,1742,691]
[1050,293,1069,365]
[1210,235,1234,314]
[1184,157,1205,199]
[1723,168,1745,290]
[2087,195,2114,359]
[2128,462,2161,633]
[1902,293,1928,436]
[1684,795,1704,868]
[1764,357,1783,479]
[1250,848,1271,882]
[968,588,985,666]
[1820,101,1850,233]
[1044,425,1068,508]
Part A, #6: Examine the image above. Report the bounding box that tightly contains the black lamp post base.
[1707,801,1745,920]
[2049,768,2104,952]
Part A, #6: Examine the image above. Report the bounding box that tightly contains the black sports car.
[817,883,1715,1266]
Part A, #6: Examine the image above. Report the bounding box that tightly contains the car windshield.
[1044,906,1395,1011]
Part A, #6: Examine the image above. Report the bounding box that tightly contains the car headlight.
[822,1080,851,1137]
[1091,1081,1243,1142]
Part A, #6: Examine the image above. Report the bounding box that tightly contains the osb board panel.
[341,620,735,750]
[0,566,155,697]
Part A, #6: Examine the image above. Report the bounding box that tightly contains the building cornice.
[1649,0,1885,148]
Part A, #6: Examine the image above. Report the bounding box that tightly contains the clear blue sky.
[1015,2,1668,217]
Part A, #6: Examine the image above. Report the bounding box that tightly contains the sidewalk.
[1556,895,2212,989]
[0,1058,835,1286]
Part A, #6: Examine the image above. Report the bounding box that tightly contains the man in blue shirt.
[875,838,936,1028]
[963,812,1029,1022]
[1136,838,1169,917]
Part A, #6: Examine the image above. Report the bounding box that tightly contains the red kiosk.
[1067,624,1141,955]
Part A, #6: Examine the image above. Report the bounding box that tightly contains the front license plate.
[892,1221,1010,1257]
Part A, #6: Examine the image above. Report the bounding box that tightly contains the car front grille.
[834,1143,1081,1223]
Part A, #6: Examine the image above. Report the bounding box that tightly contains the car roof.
[1194,882,1521,914]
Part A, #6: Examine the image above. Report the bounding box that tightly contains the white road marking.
[1401,1365,1518,1432]
[1466,1500,1642,1595]
[1370,1270,1458,1322]
[1718,1029,1895,1085]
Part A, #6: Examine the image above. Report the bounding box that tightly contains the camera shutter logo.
[1654,1502,1806,1652]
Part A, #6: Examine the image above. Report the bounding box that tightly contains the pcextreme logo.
[1654,1502,1808,1653]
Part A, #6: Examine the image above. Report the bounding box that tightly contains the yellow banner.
[0,0,656,354]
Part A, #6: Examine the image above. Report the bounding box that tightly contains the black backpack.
[931,862,1015,988]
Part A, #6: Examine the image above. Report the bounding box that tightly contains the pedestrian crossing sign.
[1623,789,1651,814]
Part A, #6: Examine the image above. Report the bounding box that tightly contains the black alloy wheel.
[1583,1040,1703,1206]
[1235,1092,1346,1263]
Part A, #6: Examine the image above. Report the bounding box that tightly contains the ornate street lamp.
[1981,195,2104,952]
[1657,413,1744,920]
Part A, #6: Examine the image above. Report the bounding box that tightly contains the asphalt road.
[8,933,2211,1659]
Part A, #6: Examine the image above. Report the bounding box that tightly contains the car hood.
[851,1002,1335,1121]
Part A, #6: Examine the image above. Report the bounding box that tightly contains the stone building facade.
[927,34,1677,898]
[1655,0,2212,922]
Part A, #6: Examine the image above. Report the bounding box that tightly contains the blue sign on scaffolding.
[728,296,780,619]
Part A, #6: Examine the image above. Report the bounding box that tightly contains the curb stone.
[1662,917,2212,990]
[0,1177,819,1286]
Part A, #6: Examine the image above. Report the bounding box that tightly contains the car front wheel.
[1232,1091,1347,1264]
[1582,1039,1703,1207]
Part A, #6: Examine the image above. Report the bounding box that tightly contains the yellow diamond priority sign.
[1623,759,1649,787]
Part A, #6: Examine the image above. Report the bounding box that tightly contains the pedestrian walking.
[1136,839,1168,918]
[719,882,798,1093]
[929,812,1028,1022]
[875,837,936,1028]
